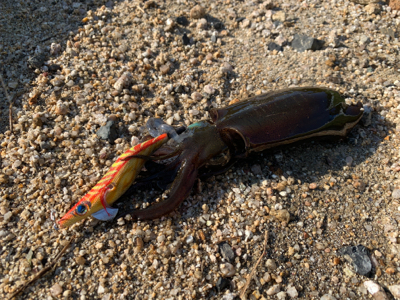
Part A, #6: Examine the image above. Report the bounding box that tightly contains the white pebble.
[131,136,139,146]
[276,291,287,300]
[191,92,202,101]
[320,295,337,300]
[203,84,215,94]
[364,280,381,295]
[286,285,298,298]
[50,283,63,297]
[189,109,199,116]
[220,263,235,277]
[266,284,280,295]
[3,211,12,222]
[174,113,181,121]
[98,284,105,294]
[186,235,194,244]
[389,285,400,298]
[128,112,136,121]
[12,160,22,169]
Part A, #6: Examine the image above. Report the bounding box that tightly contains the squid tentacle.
[118,157,198,220]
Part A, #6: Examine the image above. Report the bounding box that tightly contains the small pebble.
[50,283,63,297]
[113,72,133,91]
[276,291,287,300]
[160,64,170,75]
[76,256,86,265]
[197,18,208,30]
[55,103,68,115]
[263,272,271,283]
[186,235,194,244]
[266,259,277,271]
[219,242,235,262]
[268,42,283,52]
[345,156,353,166]
[3,211,12,222]
[272,209,290,223]
[388,285,400,298]
[291,34,324,52]
[240,19,251,28]
[286,285,298,298]
[216,277,230,293]
[365,3,382,14]
[182,33,190,45]
[309,183,318,189]
[203,84,215,94]
[220,62,233,73]
[220,263,235,277]
[266,284,280,296]
[364,280,389,300]
[8,81,18,89]
[98,284,105,294]
[272,11,286,22]
[392,189,400,199]
[320,295,337,300]
[338,245,372,276]
[96,121,118,143]
[190,5,206,19]
[176,16,189,26]
[191,92,202,101]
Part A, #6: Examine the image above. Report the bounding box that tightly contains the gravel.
[1,0,400,299]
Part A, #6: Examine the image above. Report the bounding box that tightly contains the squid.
[117,87,364,221]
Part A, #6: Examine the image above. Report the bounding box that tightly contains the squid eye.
[75,204,88,216]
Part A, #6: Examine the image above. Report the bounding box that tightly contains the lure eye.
[75,204,88,216]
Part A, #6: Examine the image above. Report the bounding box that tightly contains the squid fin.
[92,207,119,221]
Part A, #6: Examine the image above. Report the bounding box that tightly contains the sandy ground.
[1,0,400,299]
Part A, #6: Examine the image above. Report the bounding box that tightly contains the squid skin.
[119,87,364,221]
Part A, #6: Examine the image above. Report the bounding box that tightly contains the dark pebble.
[327,75,342,84]
[212,21,222,29]
[48,64,61,72]
[216,277,231,293]
[174,85,184,93]
[96,120,118,143]
[27,53,47,69]
[182,33,190,45]
[218,242,235,262]
[361,105,372,127]
[176,16,189,26]
[291,34,324,52]
[268,42,283,52]
[338,245,372,276]
[235,17,245,23]
[40,141,51,150]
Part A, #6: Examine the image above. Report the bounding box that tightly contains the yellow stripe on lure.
[57,133,168,228]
